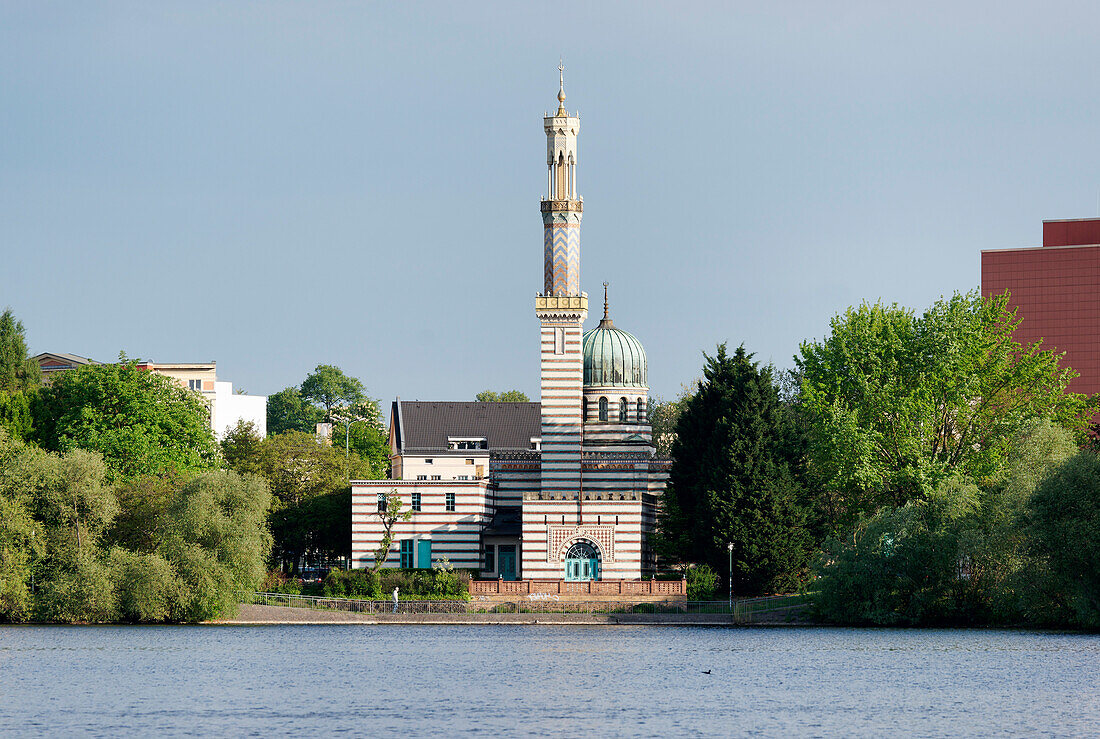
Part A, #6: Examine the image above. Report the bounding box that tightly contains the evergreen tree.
[657,344,810,595]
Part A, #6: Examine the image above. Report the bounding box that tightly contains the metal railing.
[245,592,810,622]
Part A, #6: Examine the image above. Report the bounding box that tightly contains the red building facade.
[981,218,1100,397]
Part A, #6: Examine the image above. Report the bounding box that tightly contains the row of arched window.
[582,396,648,423]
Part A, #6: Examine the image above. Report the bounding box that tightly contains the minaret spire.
[557,59,566,115]
[600,281,614,328]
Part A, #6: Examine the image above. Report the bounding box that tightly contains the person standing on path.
[392,587,399,613]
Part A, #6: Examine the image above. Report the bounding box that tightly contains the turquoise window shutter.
[417,539,432,569]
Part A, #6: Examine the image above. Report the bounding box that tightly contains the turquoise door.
[417,539,432,569]
[498,545,517,581]
[564,542,600,581]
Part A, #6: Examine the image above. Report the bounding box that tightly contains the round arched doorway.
[563,540,601,581]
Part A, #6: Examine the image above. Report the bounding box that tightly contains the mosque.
[351,69,670,581]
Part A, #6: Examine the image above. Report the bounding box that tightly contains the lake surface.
[1,625,1098,736]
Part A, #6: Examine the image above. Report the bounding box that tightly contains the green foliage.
[475,389,530,402]
[221,420,264,476]
[266,387,323,435]
[0,429,272,623]
[658,344,811,595]
[258,431,348,507]
[108,548,178,623]
[0,390,33,440]
[0,438,36,621]
[158,471,272,621]
[1029,451,1100,629]
[344,420,389,478]
[797,291,1093,536]
[300,364,366,422]
[647,380,699,458]
[373,491,412,572]
[0,308,40,394]
[269,488,351,569]
[322,563,471,600]
[686,563,718,600]
[33,361,219,480]
[813,421,1083,627]
[34,545,118,623]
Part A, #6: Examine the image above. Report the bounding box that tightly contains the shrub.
[687,563,719,600]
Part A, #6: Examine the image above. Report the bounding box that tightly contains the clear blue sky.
[4,2,1100,404]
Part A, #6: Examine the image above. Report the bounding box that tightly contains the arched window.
[618,397,628,423]
[582,397,589,422]
[598,396,608,422]
[637,398,645,422]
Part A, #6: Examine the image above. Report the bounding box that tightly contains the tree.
[301,364,365,422]
[257,431,348,507]
[648,379,699,457]
[475,390,530,402]
[797,291,1093,535]
[221,420,264,476]
[266,387,323,435]
[1029,450,1100,629]
[373,490,412,572]
[158,471,272,621]
[812,421,1080,626]
[0,308,40,394]
[269,488,351,571]
[0,429,39,621]
[658,344,811,595]
[33,360,219,480]
[0,309,39,440]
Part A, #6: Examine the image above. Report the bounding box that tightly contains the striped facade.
[349,75,669,582]
[350,481,490,570]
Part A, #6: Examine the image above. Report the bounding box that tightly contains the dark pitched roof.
[393,400,541,452]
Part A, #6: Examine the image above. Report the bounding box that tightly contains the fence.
[469,579,686,597]
[245,592,809,622]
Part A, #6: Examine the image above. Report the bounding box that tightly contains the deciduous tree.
[33,360,218,480]
[797,291,1092,535]
[475,389,530,402]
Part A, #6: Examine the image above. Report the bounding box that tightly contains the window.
[554,327,565,354]
[188,379,203,391]
[618,397,628,423]
[430,475,441,481]
[416,474,428,481]
[457,475,469,480]
[411,492,421,512]
[466,459,474,464]
[484,546,495,572]
[448,438,487,450]
[425,458,433,464]
[377,492,387,513]
[582,397,589,421]
[637,398,645,422]
[400,540,413,568]
[446,492,456,512]
[598,396,608,421]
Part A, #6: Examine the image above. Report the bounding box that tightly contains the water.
[1,625,1098,737]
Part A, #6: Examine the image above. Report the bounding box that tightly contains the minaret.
[535,61,587,500]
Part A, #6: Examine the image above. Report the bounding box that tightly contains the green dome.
[583,317,648,388]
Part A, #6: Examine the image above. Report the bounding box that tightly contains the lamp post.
[727,542,734,614]
[339,417,368,458]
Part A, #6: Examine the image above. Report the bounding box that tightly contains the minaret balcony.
[535,294,588,311]
[540,199,583,213]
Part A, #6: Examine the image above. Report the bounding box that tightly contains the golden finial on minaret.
[557,58,567,115]
[603,281,609,319]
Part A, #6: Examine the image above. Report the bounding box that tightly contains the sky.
[4,2,1100,405]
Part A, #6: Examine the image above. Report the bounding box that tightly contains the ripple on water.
[0,625,1097,736]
